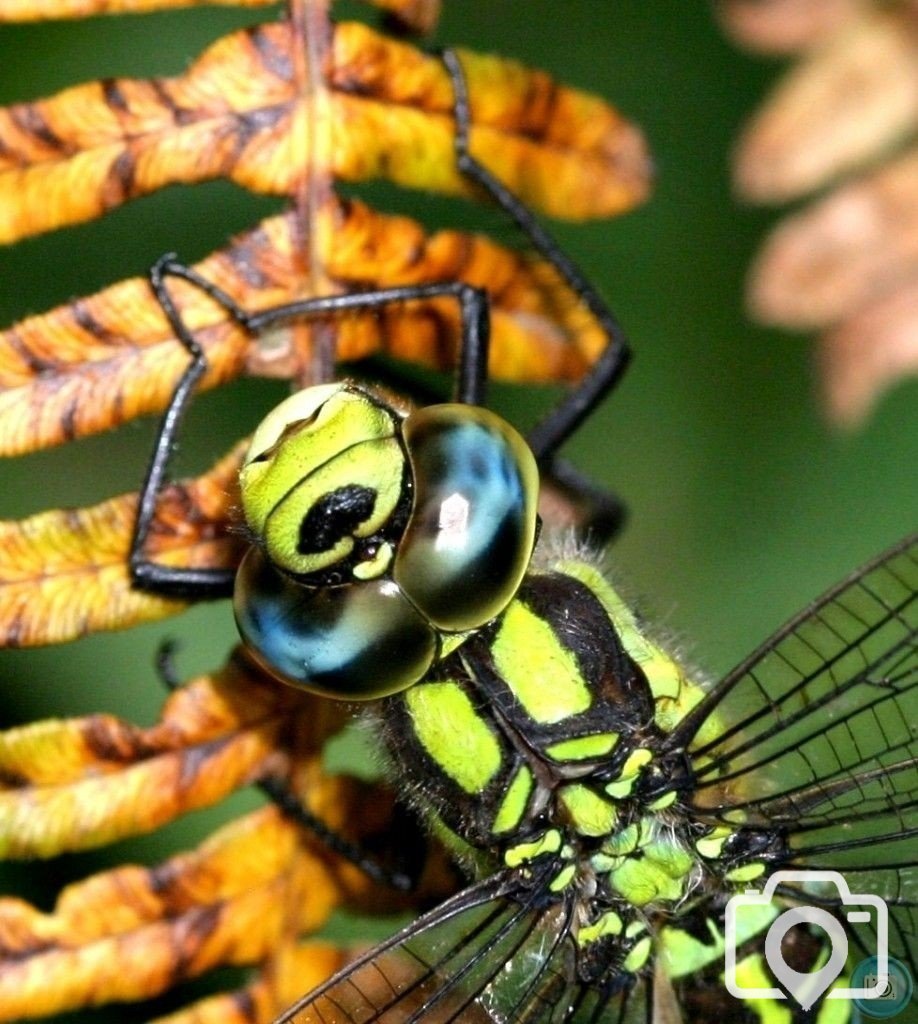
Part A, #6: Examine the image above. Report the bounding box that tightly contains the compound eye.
[394,405,539,633]
[233,548,438,699]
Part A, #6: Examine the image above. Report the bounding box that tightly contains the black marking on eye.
[298,486,377,554]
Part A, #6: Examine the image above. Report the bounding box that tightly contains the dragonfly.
[257,505,915,1024]
[189,320,914,1023]
[131,45,634,880]
[131,47,917,1024]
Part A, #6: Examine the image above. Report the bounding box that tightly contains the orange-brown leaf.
[0,648,455,1020]
[0,278,251,458]
[0,804,364,1020]
[0,448,243,646]
[0,655,325,855]
[0,21,650,244]
[0,198,604,458]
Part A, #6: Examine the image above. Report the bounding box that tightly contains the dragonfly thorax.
[380,565,666,842]
[375,553,735,994]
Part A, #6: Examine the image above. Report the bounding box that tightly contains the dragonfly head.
[233,383,539,698]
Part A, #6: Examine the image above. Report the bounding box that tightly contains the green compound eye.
[233,384,539,699]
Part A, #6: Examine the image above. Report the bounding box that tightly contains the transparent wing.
[666,534,917,976]
[274,870,593,1024]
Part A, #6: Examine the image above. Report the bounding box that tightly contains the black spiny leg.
[155,641,419,892]
[442,49,631,540]
[245,280,491,408]
[130,256,242,600]
[133,254,491,599]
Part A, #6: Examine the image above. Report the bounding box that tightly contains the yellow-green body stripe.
[492,766,534,835]
[558,784,617,837]
[732,956,794,1024]
[405,682,501,794]
[546,733,619,761]
[504,830,562,868]
[604,749,652,798]
[726,862,766,883]
[490,601,591,723]
[579,911,623,944]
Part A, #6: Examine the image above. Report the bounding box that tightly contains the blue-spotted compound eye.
[234,547,439,699]
[395,405,539,633]
[234,384,539,700]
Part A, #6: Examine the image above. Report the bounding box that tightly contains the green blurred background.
[0,1,915,1020]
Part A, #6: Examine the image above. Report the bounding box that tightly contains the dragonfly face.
[251,389,916,1024]
[233,382,539,699]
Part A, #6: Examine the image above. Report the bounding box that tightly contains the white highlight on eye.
[436,493,470,551]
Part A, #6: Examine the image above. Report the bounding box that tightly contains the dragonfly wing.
[274,870,587,1024]
[667,534,917,976]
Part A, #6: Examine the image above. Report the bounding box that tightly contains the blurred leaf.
[723,0,918,425]
[733,6,918,203]
[820,276,918,424]
[747,146,918,328]
[715,0,867,54]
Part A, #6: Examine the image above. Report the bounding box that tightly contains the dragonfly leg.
[133,254,492,599]
[245,280,491,408]
[129,255,241,599]
[154,640,422,892]
[442,48,631,540]
[258,775,419,892]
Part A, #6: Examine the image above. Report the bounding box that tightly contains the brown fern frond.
[0,21,650,245]
[0,198,605,459]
